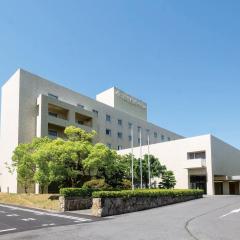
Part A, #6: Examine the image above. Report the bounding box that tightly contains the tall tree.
[11,137,50,193]
[159,170,176,189]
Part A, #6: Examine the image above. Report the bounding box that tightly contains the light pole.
[131,124,134,190]
[147,132,151,189]
[139,127,143,189]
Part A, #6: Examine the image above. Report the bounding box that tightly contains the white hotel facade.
[0,69,240,195]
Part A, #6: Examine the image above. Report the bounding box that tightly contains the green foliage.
[159,170,176,189]
[92,189,204,198]
[120,154,166,187]
[60,187,93,197]
[10,125,178,194]
[64,125,96,142]
[11,137,51,193]
[83,143,121,187]
[120,179,132,190]
[83,179,110,190]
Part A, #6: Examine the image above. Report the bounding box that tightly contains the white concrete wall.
[0,70,20,193]
[97,87,147,121]
[211,136,240,176]
[118,135,214,194]
[15,69,184,150]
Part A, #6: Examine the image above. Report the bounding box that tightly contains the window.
[161,135,165,141]
[106,114,111,122]
[128,135,132,141]
[106,129,112,136]
[77,120,84,125]
[128,122,132,129]
[92,109,98,116]
[77,104,84,109]
[168,137,171,141]
[187,151,206,160]
[118,119,122,126]
[48,130,58,137]
[138,138,141,144]
[48,93,58,100]
[118,145,123,150]
[138,126,141,132]
[117,132,123,139]
[154,132,158,138]
[107,143,112,149]
[48,112,58,118]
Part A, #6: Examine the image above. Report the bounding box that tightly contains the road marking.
[21,218,36,221]
[0,228,17,233]
[220,208,240,218]
[6,214,19,217]
[0,204,91,222]
[42,223,56,227]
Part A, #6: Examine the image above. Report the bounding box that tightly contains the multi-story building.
[0,69,183,193]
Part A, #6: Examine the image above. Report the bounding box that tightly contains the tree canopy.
[10,125,176,193]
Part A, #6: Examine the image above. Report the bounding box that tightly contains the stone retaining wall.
[92,195,202,217]
[59,196,92,212]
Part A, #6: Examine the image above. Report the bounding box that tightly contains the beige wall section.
[0,70,20,193]
[118,135,214,194]
[211,136,240,176]
[16,69,183,150]
[97,87,147,121]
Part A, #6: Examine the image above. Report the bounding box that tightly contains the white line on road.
[220,208,240,218]
[6,214,19,217]
[21,218,36,221]
[0,204,91,222]
[0,228,17,233]
[42,223,56,227]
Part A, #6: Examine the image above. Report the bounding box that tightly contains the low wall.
[59,196,92,212]
[92,195,202,217]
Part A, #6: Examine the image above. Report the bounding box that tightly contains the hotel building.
[0,69,182,193]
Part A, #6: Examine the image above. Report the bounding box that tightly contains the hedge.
[60,188,94,197]
[92,189,204,198]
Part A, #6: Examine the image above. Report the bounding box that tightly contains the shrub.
[82,179,110,190]
[92,189,203,198]
[59,187,94,198]
[120,179,132,190]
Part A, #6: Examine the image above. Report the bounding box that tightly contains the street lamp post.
[139,127,143,189]
[131,125,134,190]
[147,133,151,189]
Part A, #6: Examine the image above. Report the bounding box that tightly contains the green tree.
[11,137,50,193]
[83,143,121,187]
[159,170,176,189]
[121,154,166,188]
[34,138,93,189]
[64,125,96,142]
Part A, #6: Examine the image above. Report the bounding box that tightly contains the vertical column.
[223,181,229,195]
[68,109,75,125]
[206,170,214,195]
[36,95,48,137]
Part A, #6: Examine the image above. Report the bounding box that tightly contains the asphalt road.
[1,195,240,240]
[0,203,100,235]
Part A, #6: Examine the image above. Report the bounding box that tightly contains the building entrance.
[214,182,223,195]
[229,182,239,195]
[190,175,207,194]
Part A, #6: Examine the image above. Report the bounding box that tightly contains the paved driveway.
[0,196,240,240]
[0,203,100,235]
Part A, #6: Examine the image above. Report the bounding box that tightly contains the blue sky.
[0,0,240,147]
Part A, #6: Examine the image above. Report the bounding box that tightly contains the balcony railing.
[184,158,206,169]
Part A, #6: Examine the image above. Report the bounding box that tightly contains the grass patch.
[0,193,60,211]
